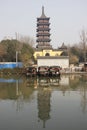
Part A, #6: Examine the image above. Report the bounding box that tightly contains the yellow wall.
[33,49,63,59]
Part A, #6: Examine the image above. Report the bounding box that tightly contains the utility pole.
[16,51,21,67]
[16,51,18,67]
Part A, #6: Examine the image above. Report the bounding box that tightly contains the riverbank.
[0,68,23,79]
[61,71,87,75]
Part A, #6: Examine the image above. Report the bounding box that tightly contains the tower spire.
[42,6,44,15]
[41,6,46,18]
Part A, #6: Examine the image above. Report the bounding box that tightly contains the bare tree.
[18,34,35,47]
[80,28,87,62]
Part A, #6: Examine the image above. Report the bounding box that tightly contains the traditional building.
[36,6,52,49]
[34,6,63,59]
[58,43,67,50]
[33,7,69,68]
[33,49,63,59]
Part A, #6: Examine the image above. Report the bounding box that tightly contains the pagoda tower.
[36,6,52,49]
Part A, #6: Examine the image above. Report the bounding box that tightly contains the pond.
[0,74,87,130]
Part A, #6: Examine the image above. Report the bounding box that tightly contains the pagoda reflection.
[37,87,51,128]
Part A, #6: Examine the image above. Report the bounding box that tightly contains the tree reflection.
[80,75,87,113]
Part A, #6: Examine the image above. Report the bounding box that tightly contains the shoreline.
[61,72,87,74]
[0,68,87,78]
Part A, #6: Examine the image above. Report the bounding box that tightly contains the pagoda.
[33,7,63,59]
[36,6,52,49]
[33,7,69,68]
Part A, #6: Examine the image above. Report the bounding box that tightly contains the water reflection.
[37,87,51,128]
[0,74,87,129]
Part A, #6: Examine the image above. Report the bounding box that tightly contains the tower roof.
[40,6,46,18]
[58,43,67,50]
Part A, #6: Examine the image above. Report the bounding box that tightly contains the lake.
[0,74,87,130]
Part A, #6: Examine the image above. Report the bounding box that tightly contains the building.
[37,56,69,68]
[33,49,63,59]
[34,6,63,59]
[36,6,52,49]
[34,7,69,68]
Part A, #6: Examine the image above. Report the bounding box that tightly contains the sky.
[0,0,87,48]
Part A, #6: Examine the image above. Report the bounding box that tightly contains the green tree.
[0,38,34,64]
[20,43,34,66]
[0,44,6,61]
[0,39,20,62]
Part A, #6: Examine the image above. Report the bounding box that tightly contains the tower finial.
[42,6,44,15]
[41,6,46,18]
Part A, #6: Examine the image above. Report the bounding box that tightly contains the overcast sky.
[0,0,87,48]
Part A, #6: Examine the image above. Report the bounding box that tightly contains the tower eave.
[37,17,50,21]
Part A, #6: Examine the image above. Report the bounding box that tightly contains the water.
[0,74,87,130]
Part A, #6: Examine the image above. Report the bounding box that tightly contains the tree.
[0,38,34,64]
[0,39,21,62]
[69,53,79,64]
[18,34,35,47]
[0,44,6,61]
[80,29,87,62]
[20,43,34,66]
